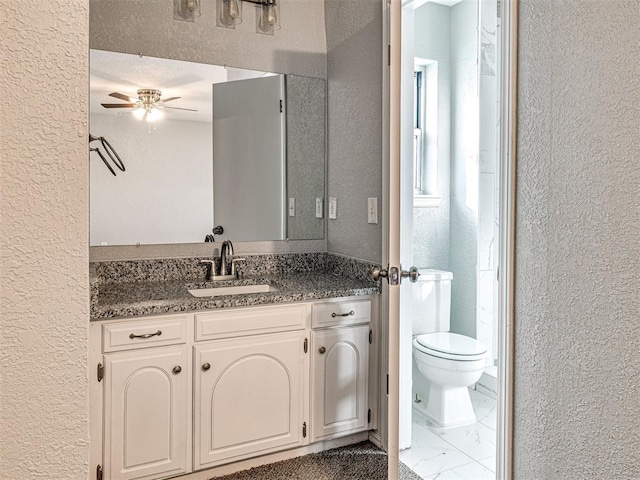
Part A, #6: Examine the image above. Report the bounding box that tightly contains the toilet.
[410,269,488,428]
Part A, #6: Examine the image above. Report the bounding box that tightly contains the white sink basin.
[188,284,278,297]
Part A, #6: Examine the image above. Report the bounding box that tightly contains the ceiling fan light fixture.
[132,107,146,120]
[146,108,164,123]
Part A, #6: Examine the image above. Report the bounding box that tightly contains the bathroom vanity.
[89,257,380,480]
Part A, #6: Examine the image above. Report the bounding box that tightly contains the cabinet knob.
[202,363,211,371]
[172,366,182,375]
[319,347,326,354]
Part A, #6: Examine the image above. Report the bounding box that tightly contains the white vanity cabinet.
[90,296,376,480]
[96,314,191,480]
[194,331,307,469]
[103,346,190,480]
[310,300,372,442]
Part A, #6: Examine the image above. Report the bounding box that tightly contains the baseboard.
[476,366,498,399]
[368,430,383,449]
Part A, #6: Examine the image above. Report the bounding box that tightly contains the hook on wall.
[89,134,125,176]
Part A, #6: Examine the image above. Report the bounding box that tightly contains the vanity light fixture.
[174,0,201,22]
[216,0,242,29]
[217,0,280,35]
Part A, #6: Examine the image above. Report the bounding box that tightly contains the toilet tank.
[410,269,453,336]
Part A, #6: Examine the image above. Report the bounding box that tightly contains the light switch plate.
[367,197,378,224]
[315,198,324,218]
[289,198,295,217]
[328,197,337,219]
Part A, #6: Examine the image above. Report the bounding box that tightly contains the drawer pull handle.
[331,310,355,318]
[202,363,211,372]
[319,347,326,354]
[129,330,162,340]
[172,366,182,375]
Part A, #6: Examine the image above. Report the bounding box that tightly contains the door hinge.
[280,99,283,113]
[97,363,104,382]
[388,44,391,66]
[386,374,389,395]
[302,422,307,438]
[369,329,373,344]
[303,338,308,353]
[96,465,103,480]
[368,408,372,423]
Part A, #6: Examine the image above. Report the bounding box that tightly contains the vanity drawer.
[102,315,188,353]
[195,304,308,341]
[312,299,371,328]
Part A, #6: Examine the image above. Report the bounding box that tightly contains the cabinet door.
[194,331,306,469]
[103,347,189,480]
[310,325,370,442]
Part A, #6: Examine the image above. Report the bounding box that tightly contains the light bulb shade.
[133,108,145,120]
[216,0,243,28]
[256,0,280,35]
[173,0,200,22]
[146,108,164,123]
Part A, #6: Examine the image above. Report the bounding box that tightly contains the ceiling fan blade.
[163,106,198,112]
[161,96,181,103]
[101,103,136,108]
[109,92,136,102]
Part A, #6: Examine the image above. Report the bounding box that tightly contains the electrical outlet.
[329,197,337,219]
[289,198,295,217]
[315,198,324,218]
[367,197,378,224]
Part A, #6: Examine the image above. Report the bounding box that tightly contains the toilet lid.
[415,332,488,359]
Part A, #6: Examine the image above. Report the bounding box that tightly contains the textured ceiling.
[90,49,270,123]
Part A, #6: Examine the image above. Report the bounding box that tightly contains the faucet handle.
[200,259,216,280]
[231,257,246,278]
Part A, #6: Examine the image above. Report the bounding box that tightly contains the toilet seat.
[414,332,487,361]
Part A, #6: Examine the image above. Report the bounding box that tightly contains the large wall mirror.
[89,49,326,247]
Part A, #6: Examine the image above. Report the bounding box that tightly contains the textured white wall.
[412,2,452,271]
[449,0,478,338]
[0,1,90,479]
[325,0,383,263]
[515,0,640,477]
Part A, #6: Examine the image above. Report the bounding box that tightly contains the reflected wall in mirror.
[89,49,326,247]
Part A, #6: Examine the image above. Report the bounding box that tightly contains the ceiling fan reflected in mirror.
[101,89,197,122]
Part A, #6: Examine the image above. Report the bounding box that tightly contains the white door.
[310,325,370,442]
[385,0,517,478]
[194,331,307,469]
[212,74,286,241]
[103,347,189,480]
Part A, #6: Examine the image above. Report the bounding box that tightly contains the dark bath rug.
[210,441,421,480]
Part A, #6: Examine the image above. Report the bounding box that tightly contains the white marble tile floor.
[400,388,497,480]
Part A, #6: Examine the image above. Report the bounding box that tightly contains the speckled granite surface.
[91,254,381,320]
[93,253,331,284]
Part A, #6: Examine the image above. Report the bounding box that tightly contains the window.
[413,58,439,207]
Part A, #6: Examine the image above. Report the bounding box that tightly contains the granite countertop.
[91,272,380,320]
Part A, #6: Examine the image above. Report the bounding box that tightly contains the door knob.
[371,266,388,282]
[372,265,419,285]
[401,266,420,283]
[201,363,211,371]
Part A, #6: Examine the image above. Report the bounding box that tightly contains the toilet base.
[424,384,477,428]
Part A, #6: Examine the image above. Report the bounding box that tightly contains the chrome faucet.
[220,239,234,276]
[201,239,244,281]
